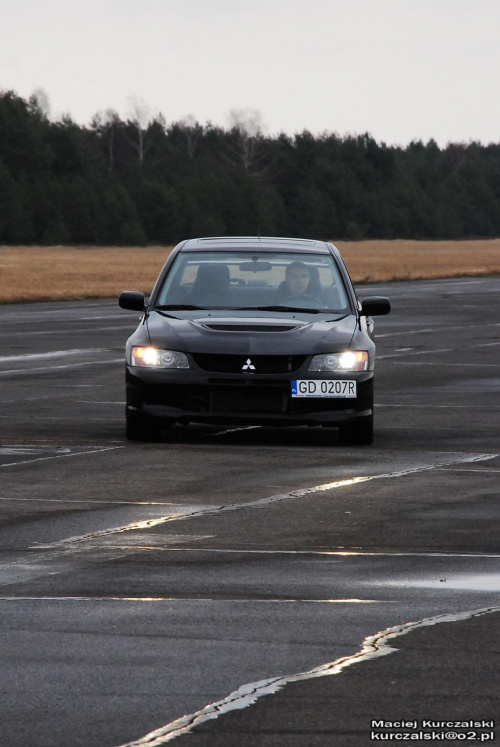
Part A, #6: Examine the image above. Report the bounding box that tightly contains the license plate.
[291,380,357,398]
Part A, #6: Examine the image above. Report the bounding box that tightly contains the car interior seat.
[189,264,232,306]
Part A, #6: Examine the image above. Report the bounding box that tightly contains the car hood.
[146,312,357,355]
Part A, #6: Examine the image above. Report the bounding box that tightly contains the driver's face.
[286,267,310,295]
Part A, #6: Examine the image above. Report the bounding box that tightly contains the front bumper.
[126,367,374,427]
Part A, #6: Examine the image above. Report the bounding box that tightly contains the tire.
[125,411,163,442]
[338,415,374,446]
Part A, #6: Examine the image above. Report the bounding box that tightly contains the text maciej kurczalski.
[372,722,494,729]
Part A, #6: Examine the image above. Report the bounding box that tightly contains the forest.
[1,89,500,246]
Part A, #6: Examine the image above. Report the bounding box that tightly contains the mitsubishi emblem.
[242,358,256,372]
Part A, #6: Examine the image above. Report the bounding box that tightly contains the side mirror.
[360,296,391,316]
[119,291,145,311]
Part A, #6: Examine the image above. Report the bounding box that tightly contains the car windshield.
[155,251,350,312]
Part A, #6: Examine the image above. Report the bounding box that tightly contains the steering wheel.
[281,294,327,308]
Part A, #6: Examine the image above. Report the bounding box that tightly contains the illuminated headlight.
[131,347,189,368]
[309,351,368,372]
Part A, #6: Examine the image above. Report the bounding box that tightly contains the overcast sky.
[1,0,499,146]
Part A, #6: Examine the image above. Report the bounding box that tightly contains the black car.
[119,236,390,444]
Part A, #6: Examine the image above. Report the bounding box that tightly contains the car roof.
[178,236,332,254]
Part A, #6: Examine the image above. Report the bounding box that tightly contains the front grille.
[192,354,306,374]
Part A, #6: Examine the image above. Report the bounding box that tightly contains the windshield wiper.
[236,305,325,314]
[153,310,180,319]
[155,303,345,317]
[155,304,208,311]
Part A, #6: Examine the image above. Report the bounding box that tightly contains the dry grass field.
[336,239,500,283]
[0,240,499,303]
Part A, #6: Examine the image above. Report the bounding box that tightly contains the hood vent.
[201,323,301,333]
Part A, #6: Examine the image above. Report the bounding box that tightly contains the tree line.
[1,89,499,246]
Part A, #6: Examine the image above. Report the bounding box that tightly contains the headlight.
[309,351,368,372]
[130,347,189,368]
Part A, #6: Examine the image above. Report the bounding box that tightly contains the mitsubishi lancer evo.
[119,236,390,445]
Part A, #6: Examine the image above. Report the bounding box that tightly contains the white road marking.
[106,549,500,558]
[377,323,492,338]
[39,382,109,389]
[378,328,435,338]
[378,321,500,339]
[0,415,122,421]
[434,468,500,473]
[0,348,108,362]
[0,359,123,376]
[0,446,124,468]
[115,606,500,746]
[377,404,498,408]
[0,447,69,455]
[77,401,126,404]
[393,361,498,367]
[0,597,385,604]
[0,498,186,504]
[80,314,134,320]
[2,325,134,337]
[378,348,453,360]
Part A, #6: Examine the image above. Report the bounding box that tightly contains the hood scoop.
[201,321,303,333]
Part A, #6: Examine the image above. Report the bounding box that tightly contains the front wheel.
[126,410,168,442]
[338,415,374,446]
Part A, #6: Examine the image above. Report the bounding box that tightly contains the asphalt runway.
[0,277,499,746]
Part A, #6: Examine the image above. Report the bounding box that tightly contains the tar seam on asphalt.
[30,452,497,550]
[114,605,500,747]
